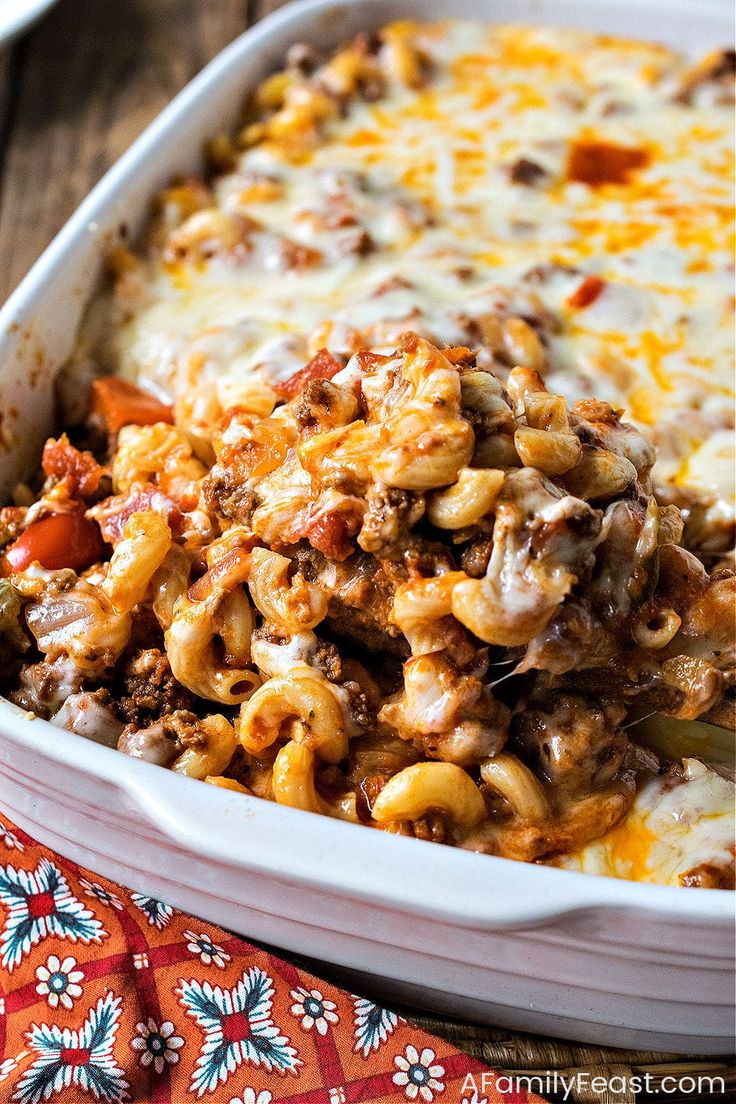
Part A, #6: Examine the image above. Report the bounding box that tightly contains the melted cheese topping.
[79,22,734,526]
[554,758,735,885]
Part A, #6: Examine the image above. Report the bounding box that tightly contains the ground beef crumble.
[116,648,199,725]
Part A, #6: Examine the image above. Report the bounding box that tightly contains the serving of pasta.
[0,20,733,888]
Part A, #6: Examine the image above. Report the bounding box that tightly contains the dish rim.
[0,0,733,931]
[0,0,58,46]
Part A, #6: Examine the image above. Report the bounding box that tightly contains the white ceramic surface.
[0,0,733,1054]
[0,0,57,47]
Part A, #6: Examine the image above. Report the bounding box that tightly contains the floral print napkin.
[0,812,546,1104]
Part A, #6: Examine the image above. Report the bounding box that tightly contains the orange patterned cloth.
[0,811,548,1104]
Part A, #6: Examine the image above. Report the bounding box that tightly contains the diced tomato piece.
[273,349,343,400]
[2,514,104,575]
[42,435,105,499]
[91,377,174,435]
[442,345,474,365]
[188,546,254,602]
[356,348,389,374]
[280,241,323,270]
[300,508,361,561]
[566,139,649,187]
[89,485,182,545]
[566,275,606,309]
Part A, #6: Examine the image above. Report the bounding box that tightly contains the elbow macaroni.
[371,762,487,830]
[480,753,550,825]
[102,511,172,614]
[426,468,505,529]
[271,741,331,815]
[248,547,328,633]
[165,550,260,704]
[239,668,349,763]
[150,545,191,630]
[172,714,239,779]
[271,741,360,821]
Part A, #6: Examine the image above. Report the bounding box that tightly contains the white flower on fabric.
[34,954,84,1010]
[130,893,174,930]
[462,1093,488,1104]
[14,992,128,1102]
[393,1045,446,1101]
[228,1090,273,1104]
[177,967,301,1094]
[352,996,401,1057]
[289,986,339,1036]
[78,877,123,911]
[183,929,231,968]
[0,1054,24,1082]
[0,857,106,972]
[0,825,24,851]
[131,1018,184,1075]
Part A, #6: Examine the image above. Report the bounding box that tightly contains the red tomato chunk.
[91,377,174,435]
[2,514,103,574]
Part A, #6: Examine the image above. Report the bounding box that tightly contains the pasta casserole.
[0,21,733,887]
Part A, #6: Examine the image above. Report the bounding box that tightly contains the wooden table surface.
[0,3,731,1098]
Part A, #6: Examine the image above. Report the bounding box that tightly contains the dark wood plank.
[252,0,292,15]
[0,0,249,303]
[0,46,20,204]
[0,55,12,152]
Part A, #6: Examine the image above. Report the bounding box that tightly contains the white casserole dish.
[0,0,733,1054]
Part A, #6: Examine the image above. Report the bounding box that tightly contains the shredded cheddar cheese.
[70,22,734,533]
[556,759,734,885]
